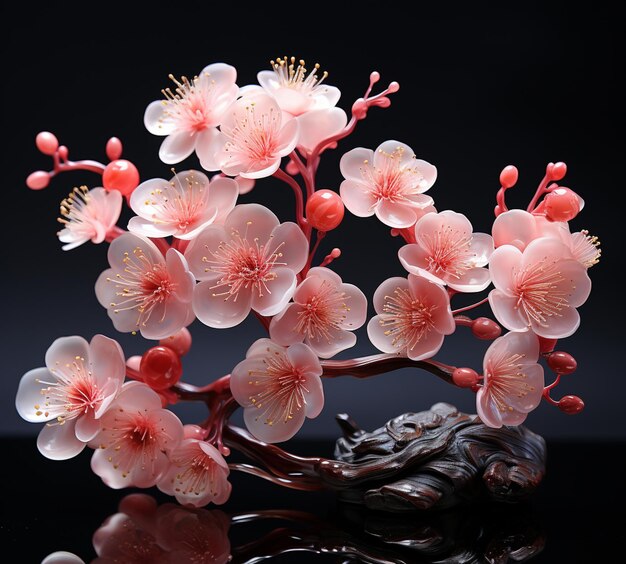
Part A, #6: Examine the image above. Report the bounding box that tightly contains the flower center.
[57,186,97,235]
[421,227,474,279]
[380,287,436,350]
[162,74,216,132]
[362,147,424,204]
[247,352,308,425]
[270,56,328,93]
[294,281,349,341]
[485,352,536,413]
[512,259,568,326]
[171,445,221,497]
[108,248,176,328]
[34,355,102,423]
[203,226,286,299]
[224,104,281,163]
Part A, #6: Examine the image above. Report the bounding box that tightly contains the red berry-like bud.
[471,317,502,340]
[538,337,558,354]
[58,145,69,160]
[388,81,400,93]
[547,161,567,181]
[306,189,345,231]
[547,351,577,374]
[106,137,123,161]
[159,328,192,357]
[558,395,584,414]
[453,367,480,388]
[544,187,580,222]
[140,346,182,390]
[499,165,518,189]
[103,159,140,196]
[35,131,59,155]
[26,171,50,190]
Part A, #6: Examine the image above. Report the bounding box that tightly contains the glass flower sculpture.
[19,58,599,508]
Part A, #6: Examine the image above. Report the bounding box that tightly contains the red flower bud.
[499,165,518,189]
[140,346,182,391]
[558,395,584,414]
[547,351,577,375]
[471,317,502,340]
[453,367,480,388]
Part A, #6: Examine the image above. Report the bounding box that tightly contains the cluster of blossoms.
[20,58,599,508]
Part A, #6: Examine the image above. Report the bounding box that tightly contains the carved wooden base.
[224,403,547,513]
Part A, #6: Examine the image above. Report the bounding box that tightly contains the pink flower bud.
[471,317,502,340]
[57,145,69,160]
[544,187,580,222]
[35,131,59,155]
[453,367,480,388]
[159,328,192,357]
[26,171,50,190]
[558,395,584,414]
[369,71,381,84]
[106,137,123,161]
[547,161,567,181]
[547,351,577,374]
[388,81,400,93]
[103,159,140,196]
[499,165,518,189]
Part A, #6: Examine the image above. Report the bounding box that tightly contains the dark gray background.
[2,2,622,440]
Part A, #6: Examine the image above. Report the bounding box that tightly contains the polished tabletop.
[1,438,623,563]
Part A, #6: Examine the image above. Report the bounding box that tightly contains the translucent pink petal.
[447,266,492,293]
[469,233,494,266]
[196,128,226,172]
[45,336,90,375]
[271,88,311,115]
[16,367,55,423]
[339,283,368,329]
[492,209,539,249]
[225,204,279,243]
[136,300,192,340]
[201,62,237,86]
[159,131,197,164]
[246,337,286,359]
[302,266,343,289]
[535,216,571,245]
[413,159,438,190]
[173,207,219,241]
[476,387,503,428]
[297,108,347,153]
[127,216,178,238]
[208,176,239,223]
[88,188,123,230]
[506,364,545,413]
[37,419,85,460]
[198,440,230,471]
[243,403,306,443]
[530,306,580,339]
[230,358,269,407]
[184,225,229,282]
[406,276,454,334]
[500,409,529,426]
[489,290,530,331]
[374,140,416,168]
[235,175,255,194]
[415,210,473,247]
[339,148,375,181]
[193,280,252,328]
[312,84,341,109]
[107,232,163,272]
[251,267,297,316]
[89,334,125,388]
[484,329,540,369]
[489,244,523,292]
[267,222,308,273]
[129,177,168,216]
[557,259,592,307]
[115,380,163,411]
[522,237,574,267]
[307,328,357,359]
[286,342,322,377]
[367,315,398,353]
[75,413,101,442]
[275,117,300,156]
[405,193,435,208]
[398,243,430,274]
[144,100,175,136]
[340,180,377,217]
[257,70,280,91]
[269,304,304,346]
[91,448,131,489]
[166,250,194,302]
[375,201,418,228]
[235,158,281,180]
[372,277,409,314]
[407,329,445,361]
[131,450,170,488]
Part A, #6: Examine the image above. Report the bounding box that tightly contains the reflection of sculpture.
[224,403,547,511]
[43,493,545,563]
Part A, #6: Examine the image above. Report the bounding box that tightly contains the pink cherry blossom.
[488,237,592,339]
[477,330,544,428]
[128,170,238,240]
[256,57,341,116]
[185,204,308,328]
[158,438,231,507]
[16,335,125,460]
[95,233,195,340]
[398,210,494,292]
[570,229,601,268]
[296,107,348,155]
[57,186,122,250]
[367,275,455,360]
[91,382,184,488]
[230,339,324,443]
[339,140,436,228]
[269,267,367,358]
[202,92,299,179]
[144,63,238,165]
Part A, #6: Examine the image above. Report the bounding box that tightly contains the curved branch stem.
[273,168,308,234]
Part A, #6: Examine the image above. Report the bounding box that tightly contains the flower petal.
[89,334,125,388]
[307,328,357,359]
[469,233,494,266]
[208,177,239,222]
[184,225,229,282]
[201,62,237,85]
[267,222,309,273]
[489,290,530,331]
[107,232,164,272]
[286,342,322,377]
[367,315,399,354]
[197,128,227,172]
[246,337,286,359]
[225,204,279,243]
[489,244,523,292]
[144,100,176,136]
[230,357,271,408]
[375,201,418,228]
[275,116,300,156]
[530,306,580,339]
[476,388,503,428]
[374,140,416,168]
[297,108,347,153]
[243,404,306,443]
[339,148,375,181]
[338,283,368,329]
[37,419,86,461]
[127,217,178,239]
[269,304,304,346]
[166,249,195,302]
[16,367,55,423]
[407,329,445,361]
[372,277,409,314]
[75,413,101,442]
[339,180,377,217]
[45,336,90,375]
[159,131,197,165]
[447,266,492,293]
[492,209,538,249]
[251,267,297,316]
[193,280,252,328]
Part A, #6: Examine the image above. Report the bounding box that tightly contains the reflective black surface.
[1,439,623,563]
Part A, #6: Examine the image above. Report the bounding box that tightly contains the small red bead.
[547,351,577,375]
[499,165,518,189]
[159,328,192,357]
[558,395,585,414]
[140,346,183,390]
[544,187,580,222]
[106,137,123,161]
[103,159,140,196]
[471,317,502,340]
[35,131,59,155]
[453,367,480,388]
[26,171,50,190]
[306,189,345,231]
